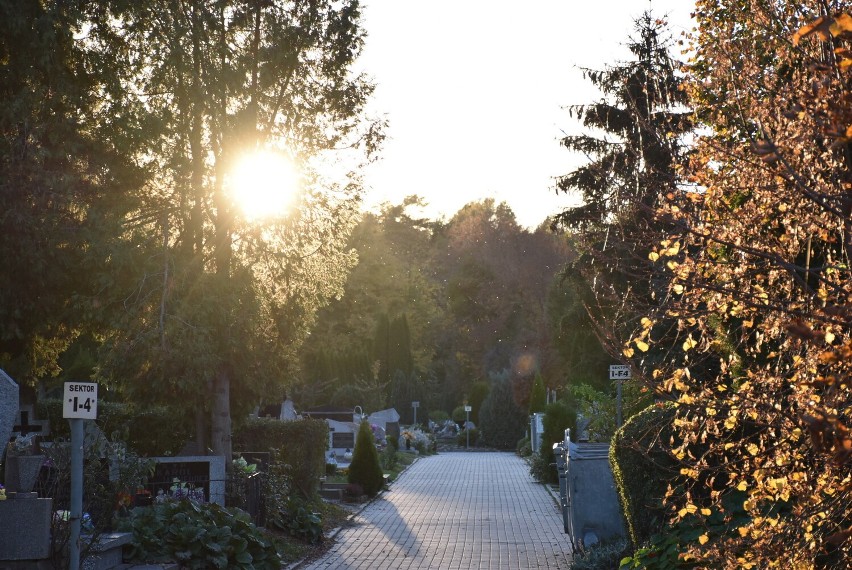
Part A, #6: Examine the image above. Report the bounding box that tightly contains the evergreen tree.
[478,370,526,449]
[551,12,691,400]
[347,420,384,497]
[528,373,547,414]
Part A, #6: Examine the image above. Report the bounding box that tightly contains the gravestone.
[0,369,53,564]
[0,369,19,461]
[147,456,225,505]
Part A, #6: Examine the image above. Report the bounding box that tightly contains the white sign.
[63,382,98,419]
[609,365,632,380]
[464,405,472,412]
[412,401,420,408]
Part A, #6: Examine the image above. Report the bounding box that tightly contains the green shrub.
[233,418,328,497]
[451,405,466,424]
[116,501,280,569]
[269,497,323,544]
[533,400,576,484]
[529,374,546,414]
[455,428,479,447]
[428,410,450,423]
[528,450,554,484]
[380,445,398,471]
[610,403,678,547]
[517,436,532,457]
[347,421,384,497]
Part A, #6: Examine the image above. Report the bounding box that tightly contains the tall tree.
[551,12,692,406]
[0,0,141,386]
[90,1,379,460]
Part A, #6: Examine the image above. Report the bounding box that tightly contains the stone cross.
[13,409,42,436]
[0,368,19,460]
[11,404,51,442]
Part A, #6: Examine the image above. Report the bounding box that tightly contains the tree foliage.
[74,0,381,460]
[613,3,852,566]
[551,13,693,422]
[300,197,571,416]
[0,0,142,385]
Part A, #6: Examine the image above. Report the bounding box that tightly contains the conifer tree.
[347,420,384,497]
[552,12,692,397]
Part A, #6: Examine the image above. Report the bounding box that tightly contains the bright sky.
[358,0,695,229]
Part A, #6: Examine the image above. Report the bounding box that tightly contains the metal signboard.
[609,365,631,380]
[63,382,98,419]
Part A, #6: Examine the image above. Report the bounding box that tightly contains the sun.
[229,150,299,220]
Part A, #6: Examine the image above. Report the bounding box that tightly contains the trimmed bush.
[610,402,678,547]
[532,400,577,483]
[347,421,384,497]
[455,427,479,447]
[233,417,328,498]
[428,410,450,423]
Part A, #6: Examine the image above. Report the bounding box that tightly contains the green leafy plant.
[269,498,323,544]
[380,444,398,471]
[570,538,629,570]
[116,500,280,569]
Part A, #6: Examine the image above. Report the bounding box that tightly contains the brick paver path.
[300,452,573,569]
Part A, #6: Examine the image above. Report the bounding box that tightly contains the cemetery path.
[297,452,574,569]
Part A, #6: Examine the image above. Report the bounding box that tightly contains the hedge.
[233,417,328,498]
[610,402,679,547]
[37,399,191,456]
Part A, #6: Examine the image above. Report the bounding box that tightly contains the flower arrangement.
[399,427,434,453]
[7,433,37,455]
[169,478,205,502]
[232,456,257,475]
[116,491,133,511]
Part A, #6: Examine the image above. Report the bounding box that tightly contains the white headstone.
[0,369,19,461]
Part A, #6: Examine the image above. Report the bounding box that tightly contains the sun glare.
[230,150,299,220]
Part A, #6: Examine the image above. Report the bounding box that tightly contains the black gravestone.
[148,460,210,501]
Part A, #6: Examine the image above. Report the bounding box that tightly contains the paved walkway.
[300,452,573,569]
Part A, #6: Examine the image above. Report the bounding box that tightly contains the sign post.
[63,382,98,570]
[464,405,472,449]
[609,365,631,429]
[411,401,420,426]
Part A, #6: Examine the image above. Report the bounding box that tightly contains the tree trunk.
[210,364,232,462]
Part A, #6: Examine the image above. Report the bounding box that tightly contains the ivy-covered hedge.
[37,399,191,456]
[610,402,679,547]
[233,417,328,498]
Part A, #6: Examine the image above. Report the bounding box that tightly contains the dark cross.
[13,410,43,436]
